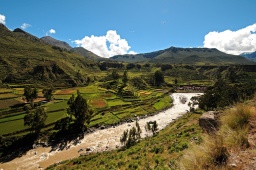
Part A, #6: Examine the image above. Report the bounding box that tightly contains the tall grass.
[220,104,254,148]
[221,104,252,130]
[180,135,229,170]
[181,104,255,170]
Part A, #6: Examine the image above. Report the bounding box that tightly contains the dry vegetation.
[180,103,256,170]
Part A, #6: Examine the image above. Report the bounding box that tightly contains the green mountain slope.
[0,24,99,87]
[70,47,102,61]
[111,47,255,65]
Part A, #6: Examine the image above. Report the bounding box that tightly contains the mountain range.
[111,47,254,65]
[0,23,255,87]
[240,51,256,62]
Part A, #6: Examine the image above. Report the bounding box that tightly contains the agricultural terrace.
[0,84,172,136]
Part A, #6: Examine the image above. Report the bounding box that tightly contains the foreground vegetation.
[181,103,256,170]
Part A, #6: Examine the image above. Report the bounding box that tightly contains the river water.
[0,93,202,170]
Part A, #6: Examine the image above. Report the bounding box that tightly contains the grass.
[180,104,256,170]
[107,99,131,107]
[89,98,107,108]
[0,118,27,135]
[55,88,76,95]
[219,104,254,148]
[0,113,26,123]
[45,100,68,112]
[0,98,22,109]
[0,88,13,93]
[45,110,67,125]
[153,95,172,110]
[0,93,18,99]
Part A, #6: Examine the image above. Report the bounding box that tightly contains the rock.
[199,111,219,133]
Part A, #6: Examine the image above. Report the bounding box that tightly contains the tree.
[24,106,47,133]
[67,91,93,131]
[145,121,158,136]
[111,69,119,80]
[153,70,164,86]
[120,120,141,148]
[23,86,38,107]
[174,78,178,85]
[42,88,53,101]
[123,70,128,85]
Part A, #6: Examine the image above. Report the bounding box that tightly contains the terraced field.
[0,85,171,137]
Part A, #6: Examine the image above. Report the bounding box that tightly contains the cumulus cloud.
[74,30,136,58]
[0,14,6,25]
[204,23,256,55]
[46,29,56,35]
[49,29,56,34]
[21,23,31,30]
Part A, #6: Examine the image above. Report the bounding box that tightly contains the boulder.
[199,111,219,133]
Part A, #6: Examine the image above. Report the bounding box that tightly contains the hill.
[70,47,102,61]
[40,36,72,50]
[240,51,256,62]
[0,24,99,87]
[111,47,255,65]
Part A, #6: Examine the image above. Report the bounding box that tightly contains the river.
[0,93,202,170]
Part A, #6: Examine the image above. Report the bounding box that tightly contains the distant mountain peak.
[70,47,102,60]
[240,51,256,61]
[13,28,26,33]
[13,27,40,41]
[40,36,72,50]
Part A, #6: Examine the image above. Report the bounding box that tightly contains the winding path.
[0,93,202,170]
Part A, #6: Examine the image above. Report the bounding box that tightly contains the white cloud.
[74,30,136,58]
[46,29,56,35]
[49,29,56,34]
[204,23,256,55]
[0,14,6,25]
[21,23,31,30]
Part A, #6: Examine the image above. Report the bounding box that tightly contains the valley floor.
[0,93,201,170]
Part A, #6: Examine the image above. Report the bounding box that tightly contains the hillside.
[40,36,72,50]
[111,47,255,65]
[240,51,256,62]
[70,47,102,61]
[0,24,99,87]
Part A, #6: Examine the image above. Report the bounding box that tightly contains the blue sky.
[0,0,256,57]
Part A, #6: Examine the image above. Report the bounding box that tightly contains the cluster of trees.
[23,86,49,134]
[66,91,93,131]
[23,86,93,134]
[120,120,159,148]
[120,121,141,148]
[151,70,165,86]
[199,79,256,110]
[145,121,158,136]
